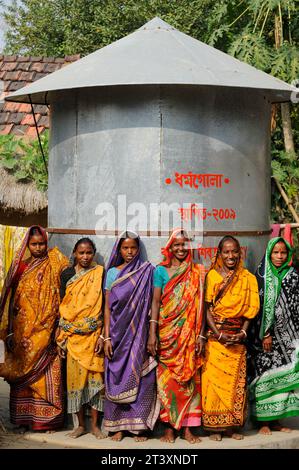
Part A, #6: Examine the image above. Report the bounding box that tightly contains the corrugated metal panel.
[5,17,295,104]
[48,85,272,270]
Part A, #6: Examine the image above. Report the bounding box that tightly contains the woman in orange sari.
[0,226,69,431]
[201,236,260,441]
[148,229,205,444]
[57,238,105,440]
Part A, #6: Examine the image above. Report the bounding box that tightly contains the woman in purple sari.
[103,232,159,441]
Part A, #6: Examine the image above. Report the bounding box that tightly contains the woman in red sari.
[147,229,205,443]
[0,226,69,431]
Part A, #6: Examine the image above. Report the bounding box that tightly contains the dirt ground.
[0,431,66,448]
[0,377,69,449]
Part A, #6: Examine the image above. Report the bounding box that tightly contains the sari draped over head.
[157,228,205,430]
[248,237,299,422]
[202,249,259,431]
[0,225,69,430]
[104,233,159,434]
[57,264,105,413]
[258,237,293,340]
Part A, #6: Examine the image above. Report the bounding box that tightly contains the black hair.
[119,231,140,248]
[218,235,240,253]
[173,229,190,241]
[29,226,44,238]
[73,237,96,254]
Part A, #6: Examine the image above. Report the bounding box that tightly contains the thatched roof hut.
[0,167,47,226]
[0,54,80,226]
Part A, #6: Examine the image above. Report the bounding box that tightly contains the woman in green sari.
[249,237,299,434]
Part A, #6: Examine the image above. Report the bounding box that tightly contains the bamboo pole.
[278,223,299,228]
[281,102,295,153]
[273,177,299,224]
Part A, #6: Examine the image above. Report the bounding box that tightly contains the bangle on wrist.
[6,332,14,338]
[99,335,105,340]
[104,337,111,342]
[199,334,207,340]
[263,332,271,339]
[218,332,223,341]
[240,329,247,338]
[149,319,158,324]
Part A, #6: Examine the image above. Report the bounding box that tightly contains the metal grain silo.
[6,17,295,269]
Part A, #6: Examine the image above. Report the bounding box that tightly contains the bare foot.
[67,426,86,438]
[92,427,107,439]
[225,430,244,440]
[271,424,292,433]
[160,427,175,443]
[134,434,148,442]
[230,433,244,440]
[182,428,201,444]
[110,431,124,441]
[259,426,272,435]
[209,433,222,441]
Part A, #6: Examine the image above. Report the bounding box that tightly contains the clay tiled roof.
[0,55,80,137]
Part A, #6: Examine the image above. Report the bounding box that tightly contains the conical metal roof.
[6,17,295,104]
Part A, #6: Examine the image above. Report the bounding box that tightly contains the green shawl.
[259,237,293,339]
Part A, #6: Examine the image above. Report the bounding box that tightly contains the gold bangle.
[149,319,158,324]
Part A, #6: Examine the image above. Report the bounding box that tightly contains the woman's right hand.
[263,335,272,352]
[218,332,234,345]
[147,332,158,357]
[196,336,206,355]
[94,336,104,355]
[104,339,113,360]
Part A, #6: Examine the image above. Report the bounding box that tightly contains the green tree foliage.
[3,0,220,56]
[226,1,299,224]
[0,132,49,191]
[190,1,299,223]
[2,0,299,222]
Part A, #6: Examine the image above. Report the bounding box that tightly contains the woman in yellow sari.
[148,229,205,444]
[0,225,69,431]
[201,235,260,441]
[57,238,105,440]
